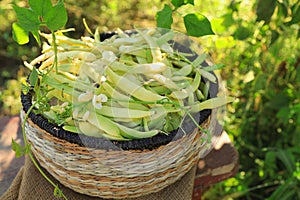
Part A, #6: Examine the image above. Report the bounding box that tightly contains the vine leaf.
[44,1,68,31]
[53,185,64,198]
[171,0,194,8]
[12,23,29,45]
[186,0,194,5]
[171,0,184,8]
[156,4,173,29]
[183,13,215,37]
[13,5,40,31]
[202,64,225,71]
[12,0,67,45]
[29,67,39,89]
[12,139,31,158]
[29,0,52,17]
[32,31,41,46]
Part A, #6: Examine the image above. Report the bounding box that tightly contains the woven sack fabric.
[0,155,196,200]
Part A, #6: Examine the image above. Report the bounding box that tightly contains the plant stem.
[46,31,59,75]
[28,152,68,199]
[21,101,39,146]
[22,96,67,199]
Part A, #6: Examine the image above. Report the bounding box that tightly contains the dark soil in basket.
[20,31,218,151]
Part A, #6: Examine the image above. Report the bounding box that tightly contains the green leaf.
[21,82,30,95]
[276,149,295,174]
[31,30,41,46]
[171,0,194,8]
[171,0,184,8]
[53,185,63,198]
[11,139,28,158]
[12,23,29,45]
[13,5,40,31]
[256,0,276,24]
[277,2,289,18]
[25,144,31,154]
[44,1,68,31]
[276,106,291,119]
[267,178,295,200]
[233,26,252,40]
[183,13,215,37]
[29,67,39,88]
[29,0,52,17]
[270,30,279,45]
[156,4,173,29]
[203,64,225,71]
[185,0,194,6]
[290,3,300,25]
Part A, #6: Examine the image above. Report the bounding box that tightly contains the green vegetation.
[1,0,299,199]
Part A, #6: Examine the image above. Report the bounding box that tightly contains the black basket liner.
[21,31,218,151]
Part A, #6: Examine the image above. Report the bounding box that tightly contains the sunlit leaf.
[53,185,63,198]
[31,30,41,46]
[171,0,184,8]
[171,0,194,8]
[156,4,173,29]
[44,1,68,31]
[203,64,225,71]
[12,23,29,45]
[183,13,214,37]
[29,67,39,88]
[11,139,26,158]
[29,0,52,17]
[13,5,40,31]
[185,0,194,6]
[21,82,30,95]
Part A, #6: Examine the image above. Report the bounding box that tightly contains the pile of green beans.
[25,28,232,140]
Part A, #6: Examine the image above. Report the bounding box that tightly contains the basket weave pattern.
[21,111,209,199]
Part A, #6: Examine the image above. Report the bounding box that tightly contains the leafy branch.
[156,0,215,37]
[12,0,67,45]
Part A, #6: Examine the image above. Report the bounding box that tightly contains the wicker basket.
[21,108,210,199]
[20,31,218,199]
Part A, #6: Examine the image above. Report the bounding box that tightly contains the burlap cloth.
[1,155,196,200]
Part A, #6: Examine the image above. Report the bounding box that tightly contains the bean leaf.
[202,64,225,71]
[53,185,64,198]
[186,0,194,5]
[29,67,39,88]
[44,1,68,31]
[31,30,41,46]
[12,0,68,45]
[13,5,40,31]
[156,4,173,29]
[171,0,184,8]
[12,139,30,158]
[12,23,29,45]
[171,0,194,8]
[29,0,52,17]
[184,13,215,37]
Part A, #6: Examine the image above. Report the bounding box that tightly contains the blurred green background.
[0,0,299,199]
